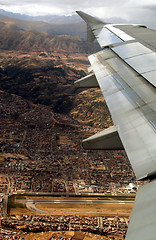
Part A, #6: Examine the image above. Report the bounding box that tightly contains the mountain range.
[0,8,130,39]
[0,8,127,24]
[0,9,81,24]
[0,13,86,39]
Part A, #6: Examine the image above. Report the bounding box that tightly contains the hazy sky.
[0,0,156,27]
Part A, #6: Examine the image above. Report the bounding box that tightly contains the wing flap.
[112,42,156,88]
[74,73,99,88]
[105,24,134,41]
[87,24,96,42]
[82,126,124,150]
[112,42,152,59]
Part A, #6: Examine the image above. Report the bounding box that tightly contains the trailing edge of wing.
[87,24,96,42]
[82,126,124,150]
[74,73,99,88]
[76,11,107,44]
[125,179,156,240]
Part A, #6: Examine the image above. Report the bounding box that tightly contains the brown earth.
[0,49,111,128]
[35,203,132,217]
[23,231,110,240]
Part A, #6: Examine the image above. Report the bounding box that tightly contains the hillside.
[0,50,81,111]
[70,89,112,128]
[0,27,99,53]
[0,20,23,31]
[0,23,111,129]
[0,48,111,129]
[0,14,86,38]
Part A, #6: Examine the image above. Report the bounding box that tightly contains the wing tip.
[76,10,106,25]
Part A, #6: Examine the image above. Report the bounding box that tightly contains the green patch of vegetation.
[98,194,135,201]
[7,195,26,214]
[15,195,26,200]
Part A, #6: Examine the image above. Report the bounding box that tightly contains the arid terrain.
[0,48,111,128]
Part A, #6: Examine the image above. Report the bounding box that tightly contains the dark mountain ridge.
[0,27,99,53]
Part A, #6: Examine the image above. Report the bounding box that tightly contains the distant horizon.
[0,5,156,30]
[0,8,77,17]
[0,1,156,29]
[0,8,129,25]
[0,0,155,20]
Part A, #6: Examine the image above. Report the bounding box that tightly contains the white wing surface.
[75,11,156,240]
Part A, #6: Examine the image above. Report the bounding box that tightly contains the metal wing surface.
[75,11,156,240]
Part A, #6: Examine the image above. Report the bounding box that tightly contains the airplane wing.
[75,11,156,240]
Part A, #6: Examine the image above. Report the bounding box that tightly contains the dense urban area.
[0,111,137,196]
[1,215,128,239]
[0,95,138,239]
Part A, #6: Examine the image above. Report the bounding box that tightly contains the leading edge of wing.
[76,11,106,27]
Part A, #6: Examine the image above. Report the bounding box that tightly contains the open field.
[35,203,133,217]
[9,201,133,217]
[9,203,132,217]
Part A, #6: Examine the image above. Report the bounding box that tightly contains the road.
[26,199,134,204]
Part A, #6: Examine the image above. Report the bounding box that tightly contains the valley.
[0,14,137,240]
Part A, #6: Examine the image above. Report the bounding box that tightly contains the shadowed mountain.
[0,51,82,113]
[0,51,111,129]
